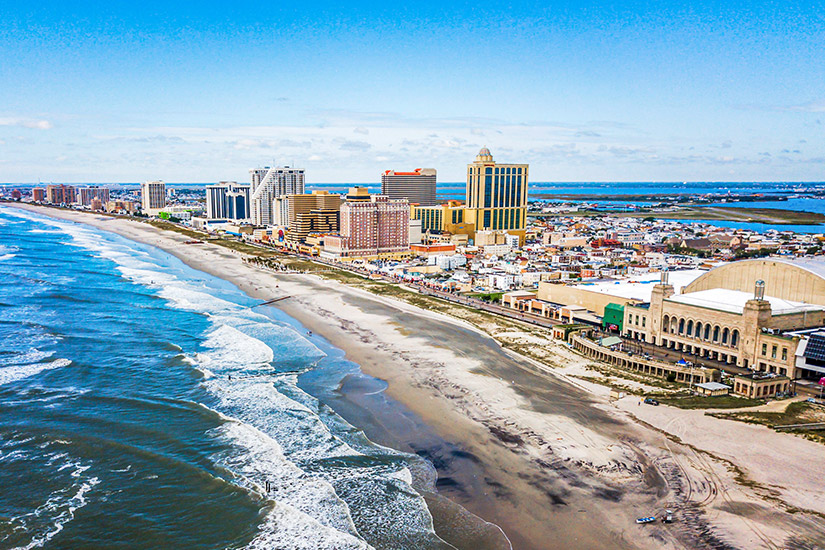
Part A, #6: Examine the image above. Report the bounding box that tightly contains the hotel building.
[464,147,528,243]
[141,181,167,216]
[411,200,473,234]
[206,181,251,222]
[77,186,110,207]
[279,191,342,244]
[45,184,75,205]
[249,166,305,226]
[323,190,410,258]
[32,188,46,202]
[381,168,437,206]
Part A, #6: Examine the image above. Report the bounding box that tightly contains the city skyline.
[1,2,823,183]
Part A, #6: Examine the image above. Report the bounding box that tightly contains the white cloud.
[0,117,53,130]
[785,100,825,113]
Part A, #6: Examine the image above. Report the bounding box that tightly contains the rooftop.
[575,269,707,301]
[667,288,825,315]
[696,382,732,391]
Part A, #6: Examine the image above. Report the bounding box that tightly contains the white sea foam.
[0,358,71,387]
[201,324,274,369]
[0,348,55,367]
[210,418,369,547]
[3,452,99,550]
[0,243,18,261]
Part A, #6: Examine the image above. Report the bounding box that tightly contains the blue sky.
[1,1,823,183]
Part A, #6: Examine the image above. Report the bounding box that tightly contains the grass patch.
[582,362,683,392]
[657,394,764,409]
[147,220,206,240]
[466,291,505,302]
[711,401,825,445]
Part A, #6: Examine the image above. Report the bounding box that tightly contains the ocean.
[0,206,460,549]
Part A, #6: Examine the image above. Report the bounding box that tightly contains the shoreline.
[12,204,825,549]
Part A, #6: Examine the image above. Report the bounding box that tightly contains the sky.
[1,1,823,184]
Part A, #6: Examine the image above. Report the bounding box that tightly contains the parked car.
[644,398,660,406]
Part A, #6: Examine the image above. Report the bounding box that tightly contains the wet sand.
[13,204,825,550]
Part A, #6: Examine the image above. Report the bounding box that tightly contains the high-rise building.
[411,200,470,234]
[32,188,46,202]
[464,147,528,242]
[345,186,371,202]
[281,191,342,244]
[141,180,166,216]
[77,186,110,206]
[323,190,410,258]
[206,181,251,222]
[287,191,341,226]
[249,166,305,225]
[227,186,251,223]
[381,168,437,206]
[45,184,75,205]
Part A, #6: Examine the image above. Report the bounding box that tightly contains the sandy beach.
[13,204,825,550]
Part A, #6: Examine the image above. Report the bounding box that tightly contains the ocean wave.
[0,243,19,261]
[201,324,275,369]
[0,358,71,387]
[212,421,366,542]
[0,348,55,367]
[201,371,443,548]
[7,478,99,550]
[0,448,99,550]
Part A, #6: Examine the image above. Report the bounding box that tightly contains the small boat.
[636,516,656,524]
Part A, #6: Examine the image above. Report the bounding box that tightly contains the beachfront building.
[45,184,76,205]
[323,190,410,259]
[381,168,437,206]
[105,200,137,214]
[206,181,251,222]
[249,166,305,226]
[463,147,529,244]
[76,186,110,207]
[141,181,167,216]
[32,188,46,202]
[279,191,342,244]
[622,259,825,379]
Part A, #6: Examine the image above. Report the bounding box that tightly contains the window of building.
[642,317,646,327]
[781,348,787,361]
[771,345,777,359]
[761,343,767,356]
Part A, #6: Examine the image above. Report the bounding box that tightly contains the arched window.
[671,318,677,333]
[704,324,711,340]
[722,328,729,345]
[662,315,670,333]
[678,319,685,334]
[713,326,720,343]
[695,322,703,338]
[731,329,740,348]
[687,320,694,337]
